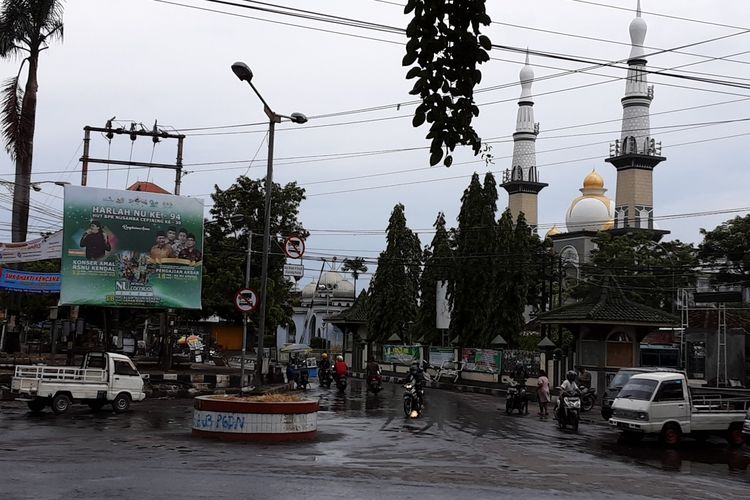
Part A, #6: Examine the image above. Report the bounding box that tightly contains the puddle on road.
[595,436,750,478]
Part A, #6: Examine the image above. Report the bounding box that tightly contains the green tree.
[574,232,697,312]
[1,0,64,242]
[201,176,307,334]
[404,0,491,167]
[414,211,453,345]
[341,257,368,295]
[368,204,422,343]
[450,172,504,346]
[698,214,750,287]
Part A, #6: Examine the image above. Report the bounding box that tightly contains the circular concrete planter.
[191,395,319,442]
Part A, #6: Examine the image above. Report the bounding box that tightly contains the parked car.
[743,406,750,441]
[601,367,680,420]
[609,372,749,446]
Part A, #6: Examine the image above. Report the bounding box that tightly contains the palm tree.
[1,0,64,242]
[341,257,368,295]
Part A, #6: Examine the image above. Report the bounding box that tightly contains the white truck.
[11,352,146,414]
[609,371,749,446]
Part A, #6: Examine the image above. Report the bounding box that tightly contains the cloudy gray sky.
[1,0,749,290]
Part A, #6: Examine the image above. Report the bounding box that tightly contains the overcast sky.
[1,0,749,290]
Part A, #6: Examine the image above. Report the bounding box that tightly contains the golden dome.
[545,225,561,238]
[583,169,604,190]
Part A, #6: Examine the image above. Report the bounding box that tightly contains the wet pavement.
[0,379,748,499]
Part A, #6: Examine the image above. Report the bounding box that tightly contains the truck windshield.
[618,379,658,401]
[609,370,639,389]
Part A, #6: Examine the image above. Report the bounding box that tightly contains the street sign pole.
[240,231,252,390]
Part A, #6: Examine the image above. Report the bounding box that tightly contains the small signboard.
[283,264,304,278]
[282,235,305,259]
[234,287,259,314]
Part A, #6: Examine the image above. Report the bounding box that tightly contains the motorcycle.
[366,370,383,393]
[580,386,597,412]
[556,389,581,431]
[298,365,310,391]
[403,381,423,418]
[335,375,348,392]
[505,380,529,415]
[319,367,333,389]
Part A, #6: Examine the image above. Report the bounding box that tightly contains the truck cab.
[11,352,146,414]
[609,372,747,446]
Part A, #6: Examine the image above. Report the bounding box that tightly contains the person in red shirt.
[333,355,348,381]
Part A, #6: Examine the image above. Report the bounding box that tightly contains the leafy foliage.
[403,0,491,167]
[414,212,454,345]
[1,0,64,242]
[698,214,750,286]
[199,176,307,334]
[574,232,697,312]
[367,204,422,343]
[341,256,368,295]
[449,173,488,345]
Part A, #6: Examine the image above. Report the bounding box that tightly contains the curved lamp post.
[231,62,307,389]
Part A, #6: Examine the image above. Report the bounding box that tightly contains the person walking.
[537,369,551,417]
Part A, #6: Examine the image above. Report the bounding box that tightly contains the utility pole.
[80,122,185,193]
[80,121,187,368]
[240,231,252,388]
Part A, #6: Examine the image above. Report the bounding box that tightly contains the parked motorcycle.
[403,381,423,418]
[580,386,597,412]
[505,380,529,415]
[366,371,383,394]
[556,388,581,431]
[319,367,333,389]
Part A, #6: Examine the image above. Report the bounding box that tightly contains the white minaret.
[606,0,666,231]
[501,51,546,231]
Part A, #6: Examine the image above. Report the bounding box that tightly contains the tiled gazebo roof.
[538,278,678,327]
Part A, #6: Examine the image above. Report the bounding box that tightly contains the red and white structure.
[191,396,319,442]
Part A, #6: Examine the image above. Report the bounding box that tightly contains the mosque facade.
[503,2,666,270]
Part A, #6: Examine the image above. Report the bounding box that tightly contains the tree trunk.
[11,51,40,243]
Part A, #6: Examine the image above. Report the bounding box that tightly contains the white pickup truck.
[11,352,146,414]
[609,371,749,446]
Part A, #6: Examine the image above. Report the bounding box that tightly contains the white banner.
[436,281,451,329]
[0,230,63,264]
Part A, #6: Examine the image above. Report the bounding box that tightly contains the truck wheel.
[88,401,106,412]
[112,393,131,413]
[727,424,744,448]
[661,423,682,446]
[27,399,46,413]
[51,394,71,415]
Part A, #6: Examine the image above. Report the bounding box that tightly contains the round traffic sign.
[234,288,259,314]
[283,235,305,259]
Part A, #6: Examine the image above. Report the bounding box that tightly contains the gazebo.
[537,279,677,394]
[328,291,369,370]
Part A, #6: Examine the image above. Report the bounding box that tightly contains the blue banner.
[0,268,61,293]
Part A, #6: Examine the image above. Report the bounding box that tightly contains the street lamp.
[31,181,70,192]
[231,61,307,389]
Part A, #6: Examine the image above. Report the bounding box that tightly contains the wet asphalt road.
[1,379,748,499]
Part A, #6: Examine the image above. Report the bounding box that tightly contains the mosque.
[277,2,670,369]
[501,1,667,272]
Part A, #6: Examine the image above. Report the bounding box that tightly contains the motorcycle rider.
[333,354,348,383]
[401,361,427,407]
[318,352,331,372]
[555,370,579,420]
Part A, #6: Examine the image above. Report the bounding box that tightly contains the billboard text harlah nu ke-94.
[60,186,204,309]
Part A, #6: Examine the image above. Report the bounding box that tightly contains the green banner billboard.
[60,186,204,309]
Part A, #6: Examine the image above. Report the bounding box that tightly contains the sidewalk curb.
[351,371,507,398]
